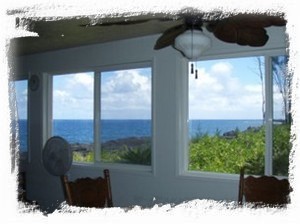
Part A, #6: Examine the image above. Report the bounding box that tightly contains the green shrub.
[189,124,290,176]
[72,124,290,175]
[101,149,123,163]
[273,124,291,176]
[73,139,152,165]
[73,151,94,163]
[119,146,151,165]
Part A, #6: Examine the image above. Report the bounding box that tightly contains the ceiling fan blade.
[240,14,285,27]
[80,18,172,27]
[212,22,269,47]
[267,15,286,26]
[236,27,269,46]
[80,19,149,27]
[210,21,240,44]
[208,14,285,47]
[225,14,286,29]
[154,24,187,50]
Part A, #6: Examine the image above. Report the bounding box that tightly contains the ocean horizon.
[17,119,263,151]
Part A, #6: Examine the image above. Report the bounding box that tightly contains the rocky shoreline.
[70,136,151,153]
[222,126,261,139]
[71,126,261,153]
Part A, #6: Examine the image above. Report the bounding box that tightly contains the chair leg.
[104,169,113,207]
[238,167,245,206]
[61,175,73,205]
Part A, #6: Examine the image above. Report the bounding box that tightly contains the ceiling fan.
[80,11,286,50]
[155,13,286,49]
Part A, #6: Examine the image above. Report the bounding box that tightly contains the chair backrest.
[238,167,291,207]
[61,169,113,208]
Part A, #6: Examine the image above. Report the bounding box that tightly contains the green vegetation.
[118,147,151,165]
[73,148,151,165]
[72,142,151,165]
[97,147,151,165]
[189,124,291,176]
[273,124,292,176]
[72,124,290,176]
[73,150,94,163]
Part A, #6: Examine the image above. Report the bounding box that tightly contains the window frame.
[48,61,154,172]
[94,62,154,169]
[178,48,288,180]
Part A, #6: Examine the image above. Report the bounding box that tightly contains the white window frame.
[48,61,154,173]
[94,62,154,171]
[178,48,288,180]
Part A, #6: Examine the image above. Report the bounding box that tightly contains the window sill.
[178,170,240,182]
[178,170,289,182]
[72,161,153,175]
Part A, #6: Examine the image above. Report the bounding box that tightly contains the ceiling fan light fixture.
[174,29,211,60]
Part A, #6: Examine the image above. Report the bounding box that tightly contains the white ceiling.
[8,14,184,56]
[8,11,286,57]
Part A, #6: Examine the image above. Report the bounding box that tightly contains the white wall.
[15,26,287,212]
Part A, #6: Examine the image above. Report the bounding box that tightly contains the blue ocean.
[17,119,263,152]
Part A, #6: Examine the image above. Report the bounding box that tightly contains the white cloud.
[244,84,262,93]
[53,89,70,98]
[74,73,93,86]
[211,61,233,75]
[189,61,264,119]
[53,73,94,119]
[52,69,151,119]
[67,72,94,93]
[101,69,151,119]
[21,88,28,96]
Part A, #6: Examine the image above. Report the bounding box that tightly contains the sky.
[13,80,28,120]
[189,56,285,120]
[14,57,285,120]
[191,57,265,119]
[52,68,152,120]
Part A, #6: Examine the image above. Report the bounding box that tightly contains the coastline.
[71,136,151,152]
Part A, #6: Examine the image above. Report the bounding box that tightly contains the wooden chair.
[238,167,291,207]
[61,169,113,208]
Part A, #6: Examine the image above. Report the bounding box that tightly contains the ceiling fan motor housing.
[174,29,212,60]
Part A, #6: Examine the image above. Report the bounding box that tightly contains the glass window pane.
[100,68,152,165]
[188,57,265,175]
[272,55,291,176]
[52,72,94,163]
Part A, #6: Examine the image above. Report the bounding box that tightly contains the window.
[51,66,152,166]
[10,80,28,158]
[188,55,290,176]
[52,72,94,163]
[272,55,291,176]
[97,68,152,165]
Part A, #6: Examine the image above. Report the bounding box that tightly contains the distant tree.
[272,56,291,124]
[255,57,266,123]
[254,56,291,124]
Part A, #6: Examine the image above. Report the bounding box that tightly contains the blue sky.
[14,80,28,120]
[14,57,284,120]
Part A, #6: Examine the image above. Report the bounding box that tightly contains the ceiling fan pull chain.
[190,63,194,74]
[191,26,194,60]
[190,25,195,76]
